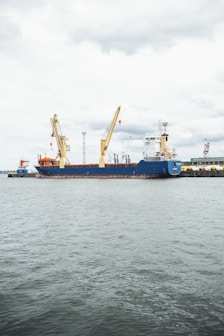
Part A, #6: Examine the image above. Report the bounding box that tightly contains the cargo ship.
[35,106,181,178]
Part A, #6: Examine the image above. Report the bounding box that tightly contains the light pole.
[82,132,86,164]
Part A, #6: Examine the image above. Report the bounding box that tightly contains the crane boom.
[50,114,70,168]
[99,106,121,168]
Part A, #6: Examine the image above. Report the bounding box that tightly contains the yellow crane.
[99,106,121,168]
[50,114,70,168]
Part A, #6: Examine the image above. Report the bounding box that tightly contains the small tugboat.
[8,160,37,178]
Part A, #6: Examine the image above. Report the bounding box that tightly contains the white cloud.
[69,0,224,53]
[0,0,224,169]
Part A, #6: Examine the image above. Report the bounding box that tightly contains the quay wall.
[180,170,224,177]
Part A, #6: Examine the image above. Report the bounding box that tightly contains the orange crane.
[99,106,121,168]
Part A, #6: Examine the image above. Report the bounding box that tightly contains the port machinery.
[181,139,224,172]
[36,106,181,178]
[203,139,210,158]
[38,106,121,169]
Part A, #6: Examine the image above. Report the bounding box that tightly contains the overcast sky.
[1,0,224,170]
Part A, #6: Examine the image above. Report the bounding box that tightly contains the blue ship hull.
[35,159,181,178]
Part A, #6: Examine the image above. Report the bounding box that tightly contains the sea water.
[0,175,223,336]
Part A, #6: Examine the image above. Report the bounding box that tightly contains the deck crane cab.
[50,114,70,168]
[159,122,174,160]
[99,106,121,168]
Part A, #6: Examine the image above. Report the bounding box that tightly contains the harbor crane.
[203,139,210,157]
[99,106,121,168]
[50,114,70,168]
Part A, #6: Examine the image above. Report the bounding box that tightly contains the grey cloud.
[0,0,45,10]
[0,0,45,52]
[189,98,216,110]
[0,16,21,43]
[177,92,217,114]
[70,0,224,54]
[176,115,224,148]
[214,109,224,117]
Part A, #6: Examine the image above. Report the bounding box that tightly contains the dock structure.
[180,170,224,177]
[180,157,224,177]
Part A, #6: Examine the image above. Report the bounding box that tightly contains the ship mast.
[50,114,70,168]
[99,106,121,168]
[159,122,173,159]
